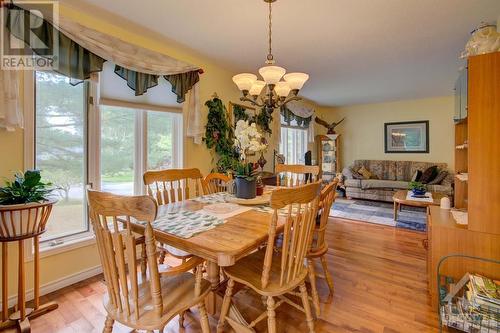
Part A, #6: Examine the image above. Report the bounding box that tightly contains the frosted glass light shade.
[232,73,257,91]
[275,81,291,97]
[258,66,286,85]
[249,80,266,96]
[283,72,309,90]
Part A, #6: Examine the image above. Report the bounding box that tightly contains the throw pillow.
[420,165,439,184]
[358,166,373,180]
[349,167,364,180]
[411,170,422,182]
[428,170,448,185]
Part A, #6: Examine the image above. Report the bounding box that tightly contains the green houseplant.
[408,181,427,196]
[0,170,56,238]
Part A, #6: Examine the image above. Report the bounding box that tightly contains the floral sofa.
[342,160,454,202]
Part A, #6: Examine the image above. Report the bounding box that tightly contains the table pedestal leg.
[206,261,220,315]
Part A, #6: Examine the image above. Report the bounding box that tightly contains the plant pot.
[235,177,256,199]
[412,188,426,196]
[0,201,56,240]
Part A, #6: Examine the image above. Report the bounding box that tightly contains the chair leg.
[307,258,321,316]
[140,242,147,275]
[300,283,315,333]
[320,255,335,300]
[102,315,114,333]
[217,278,234,333]
[198,301,211,333]
[267,296,277,333]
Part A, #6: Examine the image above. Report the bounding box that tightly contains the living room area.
[0,1,499,333]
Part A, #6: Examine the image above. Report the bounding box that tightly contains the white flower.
[233,120,268,160]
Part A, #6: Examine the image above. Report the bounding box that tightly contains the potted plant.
[408,181,427,196]
[0,170,56,239]
[233,120,268,199]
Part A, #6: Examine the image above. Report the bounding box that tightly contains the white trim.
[38,234,95,259]
[0,265,102,309]
[100,97,182,114]
[23,70,34,171]
[134,110,147,195]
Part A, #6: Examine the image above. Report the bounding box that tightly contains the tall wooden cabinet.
[428,52,500,307]
[467,52,500,235]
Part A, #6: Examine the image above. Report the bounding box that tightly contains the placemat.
[148,209,225,239]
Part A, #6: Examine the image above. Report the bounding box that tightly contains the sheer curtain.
[280,126,308,165]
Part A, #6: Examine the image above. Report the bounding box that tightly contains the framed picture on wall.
[384,120,429,153]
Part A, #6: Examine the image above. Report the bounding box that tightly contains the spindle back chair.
[143,168,204,205]
[87,190,210,333]
[202,173,231,194]
[306,179,339,313]
[218,182,321,333]
[275,164,320,187]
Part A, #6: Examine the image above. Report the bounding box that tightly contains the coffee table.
[392,190,446,221]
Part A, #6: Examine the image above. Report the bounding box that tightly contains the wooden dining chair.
[87,190,211,333]
[276,164,320,187]
[307,179,339,314]
[202,172,232,194]
[217,182,321,333]
[143,168,204,263]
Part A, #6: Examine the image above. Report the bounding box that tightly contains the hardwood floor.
[23,218,440,333]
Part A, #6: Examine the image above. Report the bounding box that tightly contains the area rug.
[331,198,427,232]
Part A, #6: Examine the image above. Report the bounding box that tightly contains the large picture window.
[100,104,182,196]
[35,71,89,242]
[29,69,183,248]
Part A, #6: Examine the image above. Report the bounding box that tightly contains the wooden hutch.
[427,52,500,307]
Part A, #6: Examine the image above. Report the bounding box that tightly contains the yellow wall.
[315,96,455,170]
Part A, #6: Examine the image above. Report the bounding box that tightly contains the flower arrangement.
[233,120,267,161]
[408,181,427,195]
[233,120,268,180]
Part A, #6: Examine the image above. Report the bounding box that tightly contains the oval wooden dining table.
[128,197,285,323]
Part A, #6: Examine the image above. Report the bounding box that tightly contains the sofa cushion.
[360,179,409,190]
[428,170,448,185]
[345,179,362,188]
[352,160,396,180]
[395,161,448,181]
[420,165,439,183]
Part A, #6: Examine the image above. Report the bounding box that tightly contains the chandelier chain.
[267,1,273,62]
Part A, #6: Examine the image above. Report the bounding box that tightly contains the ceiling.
[62,0,499,106]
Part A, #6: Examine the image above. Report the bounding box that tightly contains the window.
[100,104,183,196]
[27,67,184,249]
[34,71,89,242]
[280,126,308,165]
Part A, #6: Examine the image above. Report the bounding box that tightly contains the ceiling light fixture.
[232,0,309,113]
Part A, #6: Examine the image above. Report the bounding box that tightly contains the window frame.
[24,71,184,256]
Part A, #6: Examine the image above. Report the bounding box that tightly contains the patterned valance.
[5,4,106,82]
[280,106,312,128]
[4,4,201,103]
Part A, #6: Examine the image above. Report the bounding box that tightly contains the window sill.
[32,234,96,261]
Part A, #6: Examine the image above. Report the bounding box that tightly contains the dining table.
[127,190,285,328]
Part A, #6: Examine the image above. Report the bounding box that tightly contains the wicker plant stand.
[0,201,58,333]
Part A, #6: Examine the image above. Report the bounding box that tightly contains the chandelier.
[232,0,309,112]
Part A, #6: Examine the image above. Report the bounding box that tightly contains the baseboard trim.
[1,265,103,309]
